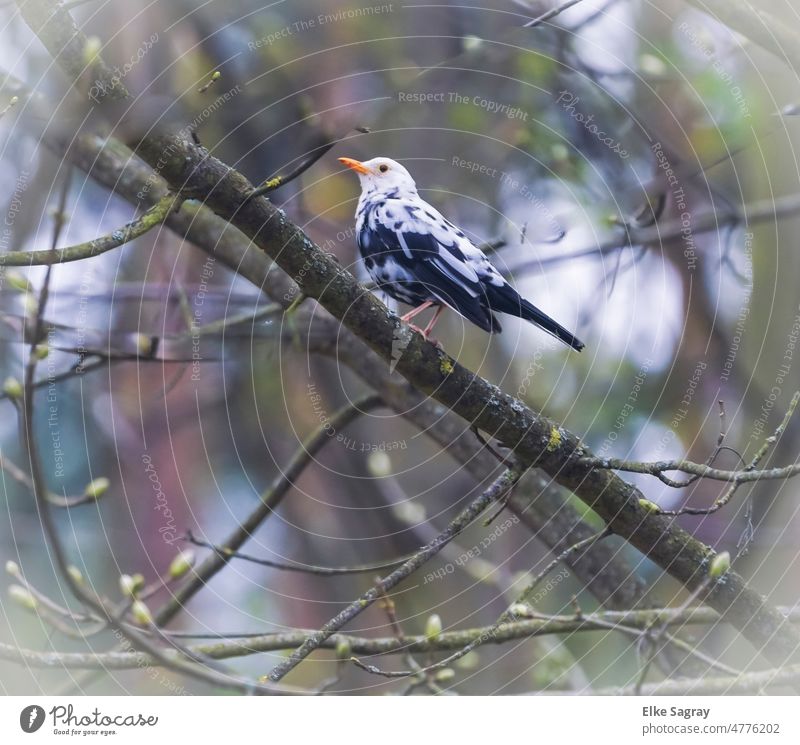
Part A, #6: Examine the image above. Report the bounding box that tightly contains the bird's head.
[338,156,417,195]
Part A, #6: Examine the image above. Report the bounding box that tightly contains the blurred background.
[1,0,799,694]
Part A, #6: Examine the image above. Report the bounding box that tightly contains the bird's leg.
[400,301,435,335]
[422,305,444,339]
[399,301,433,324]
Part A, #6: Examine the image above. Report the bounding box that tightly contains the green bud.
[334,639,352,660]
[708,551,731,579]
[550,143,569,162]
[639,53,667,77]
[462,36,482,52]
[83,477,110,500]
[24,293,38,316]
[391,500,426,525]
[134,334,153,357]
[119,574,136,597]
[3,377,22,399]
[67,565,84,585]
[131,600,153,626]
[8,584,37,611]
[455,651,480,671]
[433,668,455,683]
[34,344,49,360]
[211,71,221,81]
[168,550,195,579]
[425,613,442,641]
[508,603,531,619]
[119,573,144,598]
[5,560,20,576]
[5,272,32,293]
[83,36,102,66]
[367,451,391,477]
[8,95,18,106]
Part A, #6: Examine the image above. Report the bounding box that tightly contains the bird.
[338,156,584,351]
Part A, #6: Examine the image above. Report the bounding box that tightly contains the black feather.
[484,283,584,351]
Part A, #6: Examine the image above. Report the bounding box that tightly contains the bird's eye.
[378,164,389,173]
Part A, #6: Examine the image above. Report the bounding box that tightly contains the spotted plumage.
[339,156,584,351]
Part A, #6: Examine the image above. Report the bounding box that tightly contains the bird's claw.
[406,323,442,348]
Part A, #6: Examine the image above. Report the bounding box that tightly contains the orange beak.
[338,157,370,175]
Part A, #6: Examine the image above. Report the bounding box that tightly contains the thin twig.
[0,453,98,507]
[13,171,300,696]
[246,126,369,200]
[505,193,800,277]
[579,392,800,506]
[634,575,712,694]
[266,469,522,682]
[602,664,800,696]
[350,527,612,680]
[523,0,586,29]
[183,530,412,576]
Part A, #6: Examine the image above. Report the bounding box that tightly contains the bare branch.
[506,193,800,277]
[0,194,178,266]
[350,527,612,679]
[266,469,522,682]
[4,605,799,671]
[580,392,800,518]
[523,0,586,29]
[247,126,370,200]
[183,531,412,576]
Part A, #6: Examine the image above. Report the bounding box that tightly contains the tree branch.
[0,194,178,266]
[153,395,384,626]
[4,605,798,670]
[266,469,521,682]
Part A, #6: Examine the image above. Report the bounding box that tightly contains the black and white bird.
[339,156,584,351]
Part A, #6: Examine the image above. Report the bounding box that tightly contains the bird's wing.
[362,197,498,330]
[371,197,486,297]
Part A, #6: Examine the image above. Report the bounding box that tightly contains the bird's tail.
[484,284,584,351]
[518,298,584,351]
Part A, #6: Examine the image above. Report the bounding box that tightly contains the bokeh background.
[1,0,799,694]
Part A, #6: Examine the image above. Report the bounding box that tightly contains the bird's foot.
[422,332,442,348]
[406,323,442,348]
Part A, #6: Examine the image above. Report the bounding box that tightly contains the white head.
[338,156,418,195]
